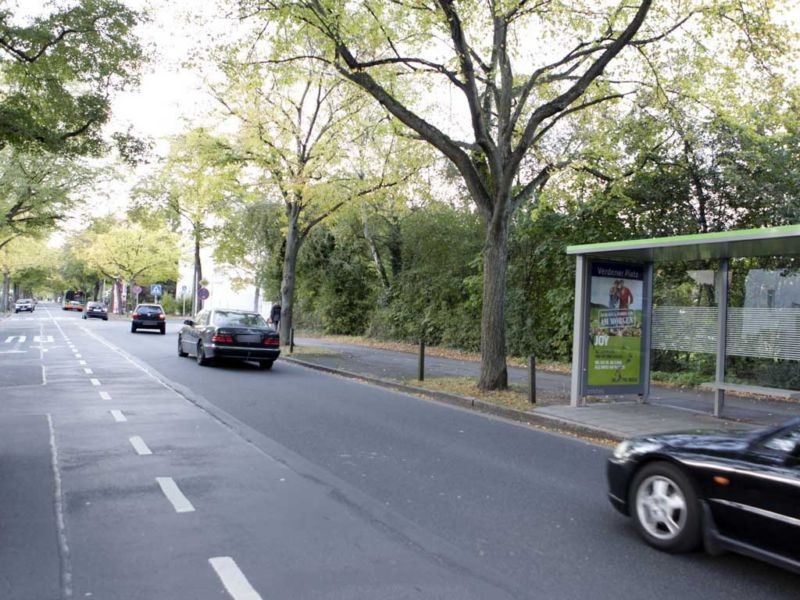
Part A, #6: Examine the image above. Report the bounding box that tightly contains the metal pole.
[289,327,294,354]
[714,258,729,417]
[570,256,588,406]
[528,354,536,404]
[640,262,654,404]
[418,337,425,381]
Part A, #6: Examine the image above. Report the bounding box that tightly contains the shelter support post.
[714,259,729,417]
[639,263,654,404]
[570,256,588,407]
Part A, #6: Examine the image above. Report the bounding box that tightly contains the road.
[1,304,798,599]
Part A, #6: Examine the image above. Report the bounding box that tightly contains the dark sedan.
[82,301,108,320]
[608,418,800,573]
[177,308,280,369]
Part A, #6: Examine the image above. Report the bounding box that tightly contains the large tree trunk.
[280,207,301,344]
[478,212,510,390]
[1,271,9,312]
[192,236,204,313]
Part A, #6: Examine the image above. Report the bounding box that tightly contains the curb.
[282,355,623,444]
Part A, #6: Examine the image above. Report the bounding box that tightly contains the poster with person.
[586,261,645,389]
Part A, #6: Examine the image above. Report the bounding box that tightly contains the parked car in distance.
[62,301,83,312]
[178,308,280,369]
[131,303,166,334]
[608,418,800,574]
[14,298,35,313]
[82,301,108,321]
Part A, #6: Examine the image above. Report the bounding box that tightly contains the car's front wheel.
[630,462,700,553]
[177,336,188,357]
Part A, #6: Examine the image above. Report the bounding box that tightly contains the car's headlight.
[613,440,634,460]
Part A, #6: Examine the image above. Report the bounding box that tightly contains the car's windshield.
[212,311,268,328]
[136,305,163,315]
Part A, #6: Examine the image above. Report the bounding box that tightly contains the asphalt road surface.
[2,304,798,599]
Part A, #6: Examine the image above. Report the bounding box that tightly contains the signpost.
[198,287,209,301]
[180,285,187,315]
[150,284,163,302]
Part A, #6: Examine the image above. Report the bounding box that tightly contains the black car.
[131,303,166,334]
[608,418,800,573]
[82,301,108,320]
[177,308,280,369]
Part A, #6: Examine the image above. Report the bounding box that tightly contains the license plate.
[142,320,157,326]
[237,334,260,343]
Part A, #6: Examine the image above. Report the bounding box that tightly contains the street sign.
[180,285,187,294]
[151,284,163,297]
[198,287,210,300]
[132,285,142,295]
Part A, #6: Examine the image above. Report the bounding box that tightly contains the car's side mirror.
[183,319,194,326]
[785,443,800,466]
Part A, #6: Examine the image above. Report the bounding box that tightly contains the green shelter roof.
[566,224,800,262]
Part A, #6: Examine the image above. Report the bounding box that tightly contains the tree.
[0,0,143,156]
[0,148,94,251]
[82,222,179,311]
[212,52,415,341]
[0,237,58,311]
[242,0,795,389]
[133,129,241,313]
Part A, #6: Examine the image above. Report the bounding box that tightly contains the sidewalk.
[289,336,799,441]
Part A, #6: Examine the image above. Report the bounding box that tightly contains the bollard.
[528,354,536,404]
[418,338,425,381]
[289,327,295,354]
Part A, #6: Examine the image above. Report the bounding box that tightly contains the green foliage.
[0,0,144,156]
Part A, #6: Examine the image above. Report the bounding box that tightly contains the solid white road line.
[83,368,93,375]
[129,436,153,456]
[99,391,111,400]
[42,365,47,386]
[90,378,100,386]
[47,415,73,598]
[156,477,195,513]
[110,410,127,423]
[209,557,263,600]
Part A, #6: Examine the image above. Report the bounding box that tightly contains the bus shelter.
[567,225,800,416]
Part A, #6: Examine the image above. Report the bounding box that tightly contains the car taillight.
[212,333,234,343]
[132,312,139,318]
[158,314,165,320]
[263,337,279,346]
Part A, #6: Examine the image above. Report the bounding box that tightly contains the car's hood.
[638,428,759,455]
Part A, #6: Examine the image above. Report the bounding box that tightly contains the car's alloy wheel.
[196,343,209,366]
[631,462,700,552]
[178,336,188,357]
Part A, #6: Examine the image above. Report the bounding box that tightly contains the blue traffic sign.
[151,284,163,296]
[198,287,210,300]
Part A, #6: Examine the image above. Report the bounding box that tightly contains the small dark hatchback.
[177,308,280,370]
[82,301,108,320]
[608,418,800,573]
[131,303,166,334]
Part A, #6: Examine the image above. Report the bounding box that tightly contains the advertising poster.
[586,261,645,389]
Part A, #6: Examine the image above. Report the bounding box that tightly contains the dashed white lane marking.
[209,557,263,600]
[42,365,47,386]
[129,436,153,456]
[156,477,195,513]
[79,360,87,366]
[110,410,127,423]
[99,391,111,400]
[90,378,100,386]
[83,368,93,375]
[75,354,82,358]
